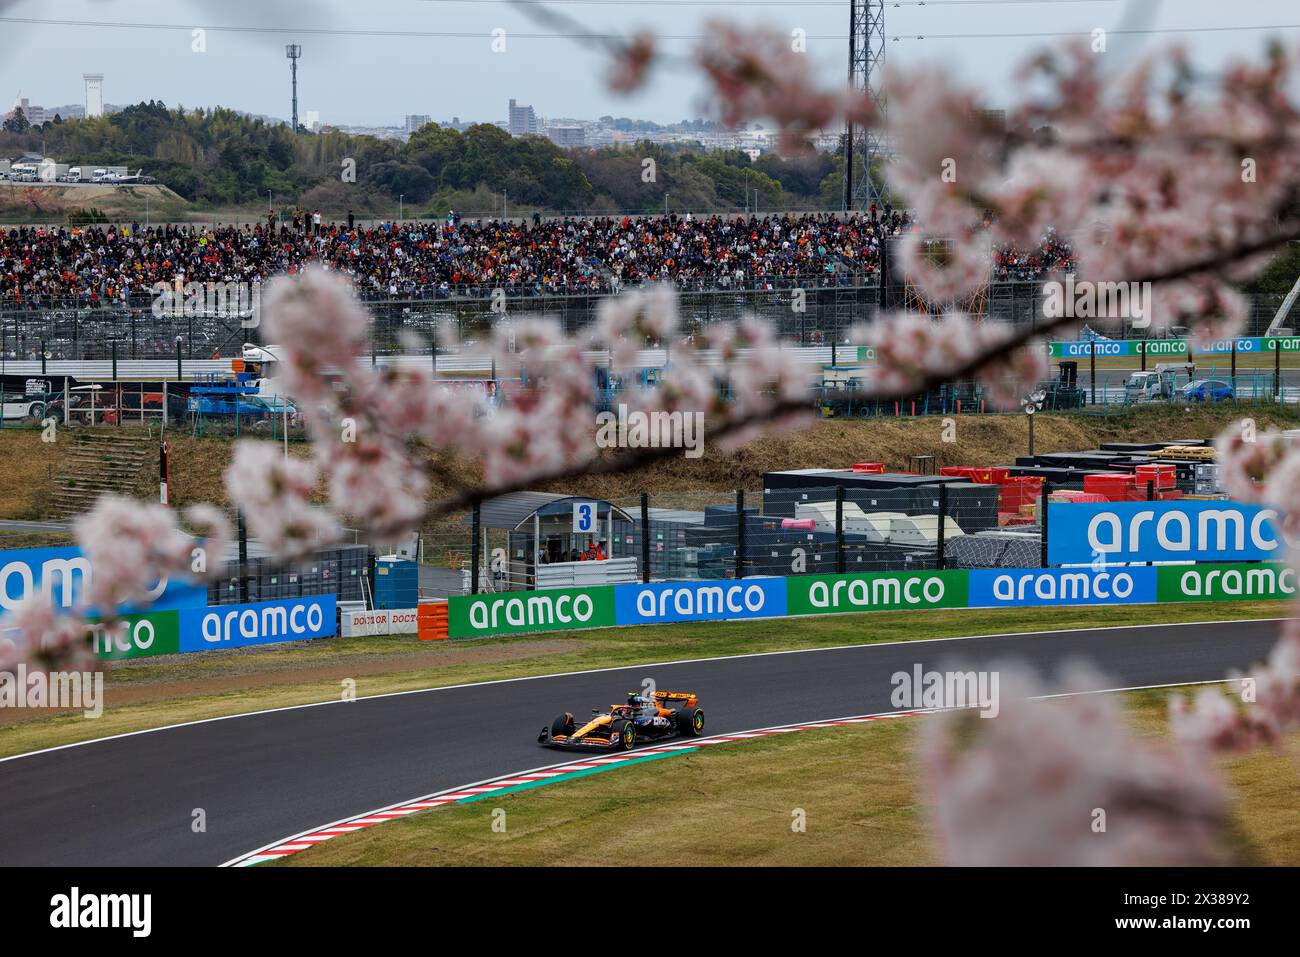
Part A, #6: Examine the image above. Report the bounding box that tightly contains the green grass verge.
[277,686,1300,867]
[0,600,1284,760]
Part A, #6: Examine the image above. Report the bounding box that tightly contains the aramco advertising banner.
[1156,563,1297,603]
[178,595,337,652]
[87,610,182,661]
[613,578,787,625]
[786,571,967,615]
[1047,502,1283,566]
[967,567,1157,607]
[449,562,1284,638]
[1048,336,1300,358]
[0,546,207,615]
[3,547,1295,654]
[448,586,617,638]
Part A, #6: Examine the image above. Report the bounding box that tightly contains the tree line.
[0,101,871,216]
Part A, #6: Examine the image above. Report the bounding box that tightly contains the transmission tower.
[844,0,886,209]
[285,44,302,132]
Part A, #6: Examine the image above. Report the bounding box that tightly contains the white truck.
[1124,363,1194,403]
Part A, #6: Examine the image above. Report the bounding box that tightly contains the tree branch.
[897,221,1300,396]
[350,220,1300,538]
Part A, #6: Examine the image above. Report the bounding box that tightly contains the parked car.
[1182,379,1234,402]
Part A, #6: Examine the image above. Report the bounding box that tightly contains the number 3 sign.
[573,501,596,534]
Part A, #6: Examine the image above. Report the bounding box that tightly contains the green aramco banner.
[786,571,969,615]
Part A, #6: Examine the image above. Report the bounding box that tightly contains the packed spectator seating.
[992,227,1077,281]
[0,208,1074,307]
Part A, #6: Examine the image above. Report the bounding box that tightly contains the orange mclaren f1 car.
[538,691,705,751]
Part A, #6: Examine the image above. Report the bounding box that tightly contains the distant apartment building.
[545,125,585,148]
[406,114,431,134]
[508,99,539,136]
[83,74,104,118]
[11,97,47,126]
[303,110,321,131]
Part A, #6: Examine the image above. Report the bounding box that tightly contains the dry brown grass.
[0,184,189,224]
[0,430,62,518]
[3,404,1295,522]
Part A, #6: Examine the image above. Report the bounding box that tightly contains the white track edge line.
[0,616,1279,766]
[219,710,925,866]
[219,672,1247,867]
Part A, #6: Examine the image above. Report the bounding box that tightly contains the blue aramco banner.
[968,567,1157,607]
[178,595,336,652]
[1047,502,1283,565]
[614,578,787,625]
[0,546,208,616]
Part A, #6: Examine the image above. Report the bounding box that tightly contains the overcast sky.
[0,0,1294,127]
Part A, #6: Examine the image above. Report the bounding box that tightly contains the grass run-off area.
[277,684,1300,867]
[0,601,1284,760]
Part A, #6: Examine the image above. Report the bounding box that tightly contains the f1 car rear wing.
[653,691,698,704]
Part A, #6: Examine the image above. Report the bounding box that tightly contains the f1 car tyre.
[550,713,575,738]
[676,706,705,737]
[611,718,636,751]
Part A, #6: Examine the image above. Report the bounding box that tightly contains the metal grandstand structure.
[2,285,1289,363]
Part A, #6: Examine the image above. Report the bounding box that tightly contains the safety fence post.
[237,510,249,603]
[936,483,948,570]
[470,503,482,595]
[735,489,746,579]
[640,491,650,584]
[835,485,845,574]
[1040,479,1051,568]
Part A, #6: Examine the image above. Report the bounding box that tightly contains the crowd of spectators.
[992,228,1077,281]
[0,207,1076,308]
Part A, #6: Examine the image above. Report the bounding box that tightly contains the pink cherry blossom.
[1171,620,1300,752]
[923,665,1227,866]
[852,311,1047,409]
[224,441,340,560]
[696,23,876,154]
[73,495,202,614]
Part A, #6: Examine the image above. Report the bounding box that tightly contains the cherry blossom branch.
[856,219,1300,398]
[421,398,813,520]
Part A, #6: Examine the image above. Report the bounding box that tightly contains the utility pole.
[285,44,302,132]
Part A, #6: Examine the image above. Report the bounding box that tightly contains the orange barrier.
[418,601,449,641]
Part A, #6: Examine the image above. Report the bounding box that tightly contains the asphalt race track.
[0,618,1282,866]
